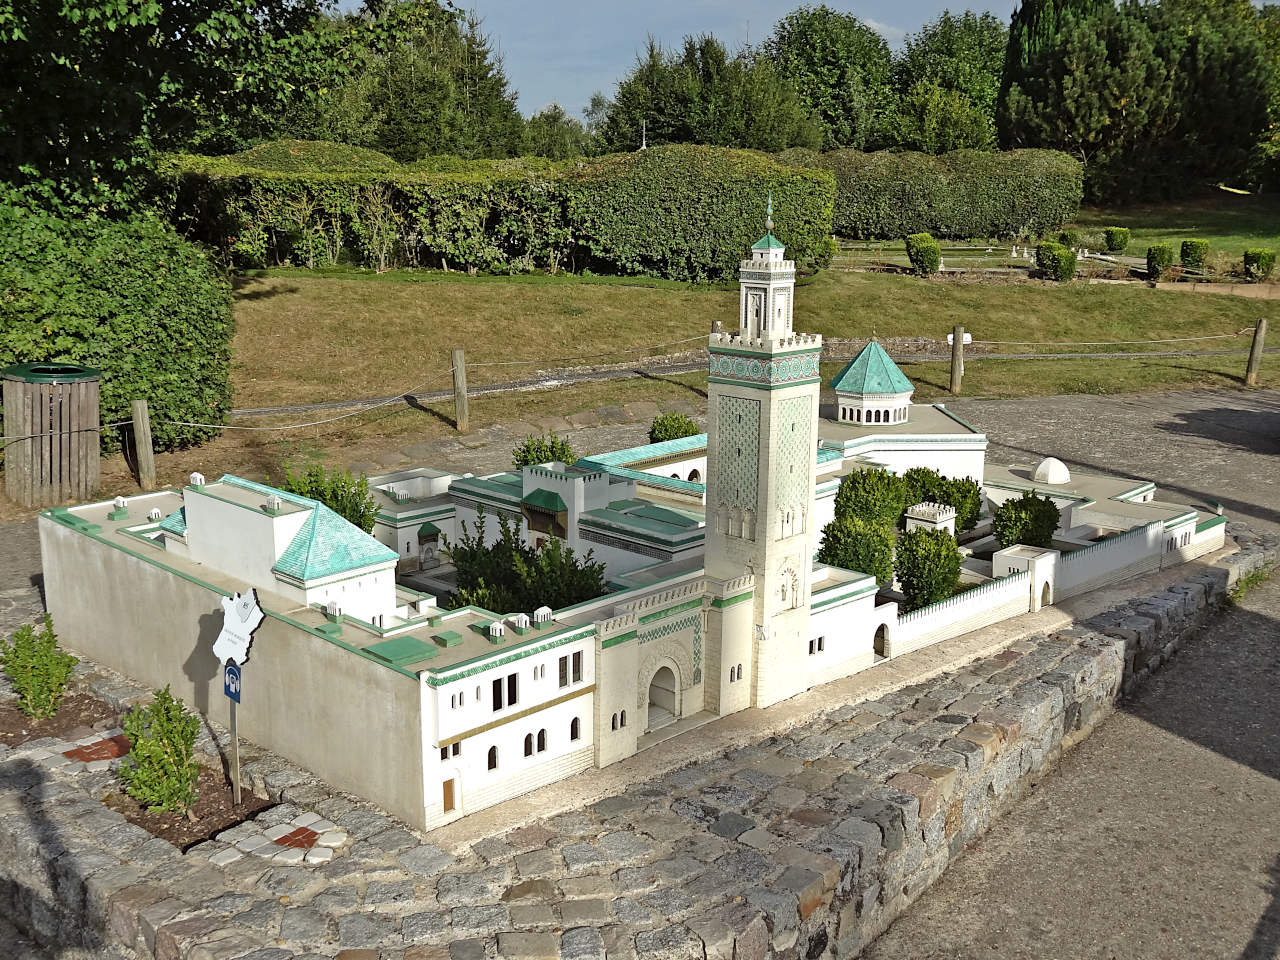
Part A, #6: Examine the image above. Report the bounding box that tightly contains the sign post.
[215,589,263,806]
[224,662,242,804]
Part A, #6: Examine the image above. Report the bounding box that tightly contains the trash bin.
[2,363,101,507]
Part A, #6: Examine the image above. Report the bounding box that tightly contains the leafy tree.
[445,510,607,613]
[649,413,700,444]
[817,515,895,586]
[894,11,1009,118]
[998,0,1181,200]
[992,491,1061,547]
[522,104,595,159]
[766,5,893,150]
[890,81,994,153]
[0,0,402,202]
[902,468,983,532]
[594,35,822,153]
[895,527,962,612]
[301,4,524,161]
[833,467,909,527]
[278,464,379,532]
[0,615,76,720]
[513,433,577,469]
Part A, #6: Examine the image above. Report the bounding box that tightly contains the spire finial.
[766,191,774,233]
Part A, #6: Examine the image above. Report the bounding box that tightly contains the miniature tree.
[1103,227,1129,252]
[833,467,908,527]
[992,491,1061,548]
[1180,239,1210,271]
[902,467,981,530]
[512,433,577,468]
[904,233,941,275]
[895,528,962,612]
[279,464,378,532]
[1147,243,1175,280]
[0,615,76,720]
[119,686,201,814]
[816,515,894,586]
[648,412,700,444]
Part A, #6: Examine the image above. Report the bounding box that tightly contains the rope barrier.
[972,331,1252,346]
[462,335,708,368]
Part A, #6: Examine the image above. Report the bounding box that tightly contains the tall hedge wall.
[162,144,836,282]
[786,148,1083,240]
[0,200,232,453]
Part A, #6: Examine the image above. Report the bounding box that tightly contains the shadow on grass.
[635,370,708,399]
[406,396,457,430]
[232,278,300,302]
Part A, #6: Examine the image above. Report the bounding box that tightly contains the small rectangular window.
[507,673,518,707]
[572,651,582,683]
[492,677,504,711]
[559,655,569,688]
[818,636,825,652]
[440,746,448,761]
[452,742,460,757]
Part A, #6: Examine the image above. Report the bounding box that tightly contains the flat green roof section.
[434,630,464,648]
[365,635,438,666]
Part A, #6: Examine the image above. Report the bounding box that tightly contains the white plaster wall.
[891,572,1032,656]
[303,565,397,622]
[857,444,986,485]
[1056,524,1162,597]
[642,454,708,484]
[433,635,594,745]
[184,490,310,590]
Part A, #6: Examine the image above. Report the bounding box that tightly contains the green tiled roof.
[418,520,440,536]
[522,488,567,512]
[752,232,785,251]
[583,433,707,467]
[830,341,914,396]
[157,507,187,536]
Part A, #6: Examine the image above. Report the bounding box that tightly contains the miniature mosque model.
[40,209,1227,832]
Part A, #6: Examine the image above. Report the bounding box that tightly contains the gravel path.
[864,571,1280,960]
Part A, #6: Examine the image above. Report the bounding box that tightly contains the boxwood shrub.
[1103,226,1130,252]
[1180,239,1210,270]
[1244,248,1276,281]
[787,148,1082,240]
[1147,243,1175,280]
[1057,229,1080,247]
[1035,242,1077,282]
[0,197,232,453]
[163,143,836,282]
[904,233,942,275]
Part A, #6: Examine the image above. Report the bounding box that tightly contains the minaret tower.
[704,197,823,709]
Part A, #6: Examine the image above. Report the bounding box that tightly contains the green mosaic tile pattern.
[715,396,760,510]
[638,613,703,682]
[776,396,812,510]
[708,350,820,387]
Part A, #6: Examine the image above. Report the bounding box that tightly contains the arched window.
[570,717,581,741]
[537,729,547,752]
[487,746,498,770]
[611,713,618,730]
[688,469,701,483]
[737,664,743,681]
[523,734,533,757]
[620,710,627,728]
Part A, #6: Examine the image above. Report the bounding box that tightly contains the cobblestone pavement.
[864,571,1280,960]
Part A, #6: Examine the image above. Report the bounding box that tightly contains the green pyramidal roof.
[752,232,785,251]
[830,341,914,396]
[216,475,398,581]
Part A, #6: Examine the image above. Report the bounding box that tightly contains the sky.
[462,0,1017,117]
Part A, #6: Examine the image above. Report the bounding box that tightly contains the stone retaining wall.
[0,528,1274,960]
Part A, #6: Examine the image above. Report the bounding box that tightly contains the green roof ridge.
[752,232,785,251]
[830,341,914,396]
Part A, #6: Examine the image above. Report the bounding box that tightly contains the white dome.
[1032,457,1071,485]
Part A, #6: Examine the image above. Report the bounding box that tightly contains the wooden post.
[451,348,469,433]
[131,399,156,490]
[950,325,964,395]
[1245,318,1267,386]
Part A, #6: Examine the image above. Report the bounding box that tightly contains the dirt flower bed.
[0,692,117,748]
[104,762,272,851]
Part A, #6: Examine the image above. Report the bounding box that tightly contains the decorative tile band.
[708,349,822,387]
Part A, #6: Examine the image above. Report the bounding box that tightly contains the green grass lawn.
[1075,191,1280,259]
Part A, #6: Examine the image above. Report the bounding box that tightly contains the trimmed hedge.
[1244,248,1277,281]
[1103,226,1130,252]
[1147,243,1175,280]
[1180,239,1210,269]
[786,148,1082,240]
[1057,229,1079,247]
[0,199,232,453]
[1035,242,1077,282]
[904,233,941,275]
[162,144,836,282]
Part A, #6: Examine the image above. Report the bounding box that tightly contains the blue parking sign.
[224,662,242,704]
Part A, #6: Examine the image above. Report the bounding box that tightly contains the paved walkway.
[865,572,1280,960]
